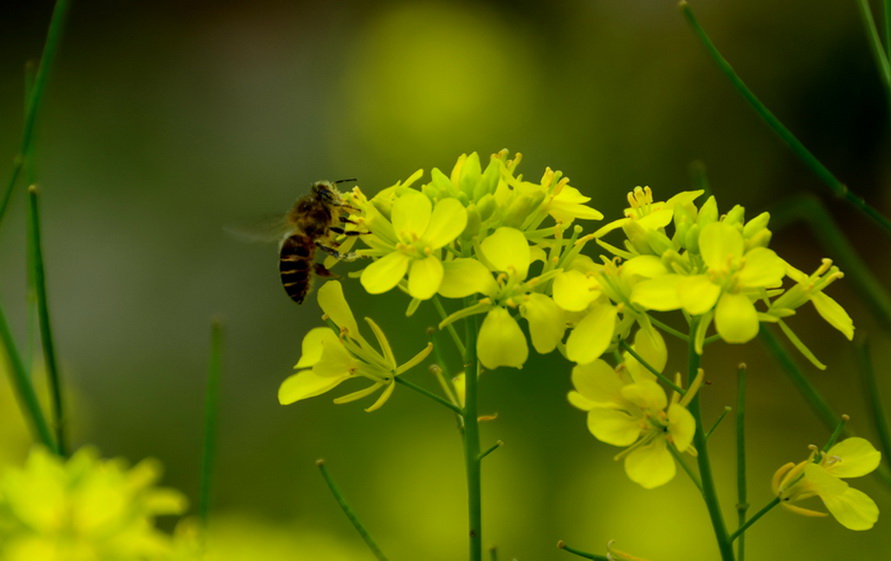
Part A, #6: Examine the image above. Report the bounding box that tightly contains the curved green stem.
[729,497,781,543]
[395,376,463,416]
[27,185,65,455]
[0,304,56,453]
[556,541,609,561]
[687,318,735,561]
[680,1,891,236]
[317,459,389,561]
[1,0,73,227]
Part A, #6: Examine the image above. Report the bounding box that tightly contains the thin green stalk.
[705,406,732,440]
[556,541,609,561]
[317,459,389,561]
[857,337,891,470]
[27,185,66,456]
[729,497,781,543]
[668,442,703,493]
[462,312,483,561]
[857,0,891,93]
[886,0,891,63]
[686,318,735,561]
[618,339,683,393]
[679,1,891,236]
[735,364,748,561]
[478,440,503,461]
[198,318,224,525]
[394,376,463,416]
[433,295,466,357]
[0,304,56,453]
[1,0,73,227]
[769,193,891,330]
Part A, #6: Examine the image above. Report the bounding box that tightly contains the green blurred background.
[1,1,890,559]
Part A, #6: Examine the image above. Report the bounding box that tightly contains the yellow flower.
[0,446,186,561]
[568,338,697,489]
[278,281,432,411]
[773,437,881,530]
[359,190,467,300]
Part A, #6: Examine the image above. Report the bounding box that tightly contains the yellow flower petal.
[477,307,528,369]
[480,227,530,279]
[439,258,497,298]
[360,252,411,294]
[392,191,431,240]
[521,293,565,354]
[294,328,339,369]
[667,402,696,452]
[823,438,882,478]
[423,198,467,248]
[715,292,759,343]
[700,222,744,273]
[677,274,720,315]
[407,255,444,300]
[737,247,785,288]
[565,303,617,364]
[630,275,683,312]
[278,370,349,405]
[571,359,625,407]
[553,270,598,312]
[587,408,640,447]
[811,292,854,340]
[317,282,358,336]
[625,439,676,489]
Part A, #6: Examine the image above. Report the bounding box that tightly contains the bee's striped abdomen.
[279,234,316,304]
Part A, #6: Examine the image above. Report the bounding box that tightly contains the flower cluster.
[772,437,881,530]
[0,446,187,561]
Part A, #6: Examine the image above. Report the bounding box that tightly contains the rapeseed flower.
[278,281,432,411]
[772,437,881,530]
[0,446,186,561]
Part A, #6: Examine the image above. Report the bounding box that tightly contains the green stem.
[317,459,389,561]
[556,541,609,561]
[433,295,466,357]
[394,376,463,416]
[728,497,781,543]
[735,364,748,561]
[462,312,483,561]
[687,318,735,561]
[26,185,65,455]
[856,0,891,98]
[0,304,56,453]
[857,337,891,473]
[679,1,891,236]
[618,339,683,393]
[705,406,732,440]
[0,0,73,227]
[198,317,224,524]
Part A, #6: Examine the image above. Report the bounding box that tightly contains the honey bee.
[278,179,361,304]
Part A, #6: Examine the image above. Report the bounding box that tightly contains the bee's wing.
[224,214,291,244]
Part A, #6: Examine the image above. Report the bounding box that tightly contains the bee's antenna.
[333,178,357,185]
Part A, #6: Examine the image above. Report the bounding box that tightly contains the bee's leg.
[316,241,361,262]
[329,225,364,237]
[313,263,338,278]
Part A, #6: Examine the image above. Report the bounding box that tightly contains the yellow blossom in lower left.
[278,281,433,411]
[0,446,187,561]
